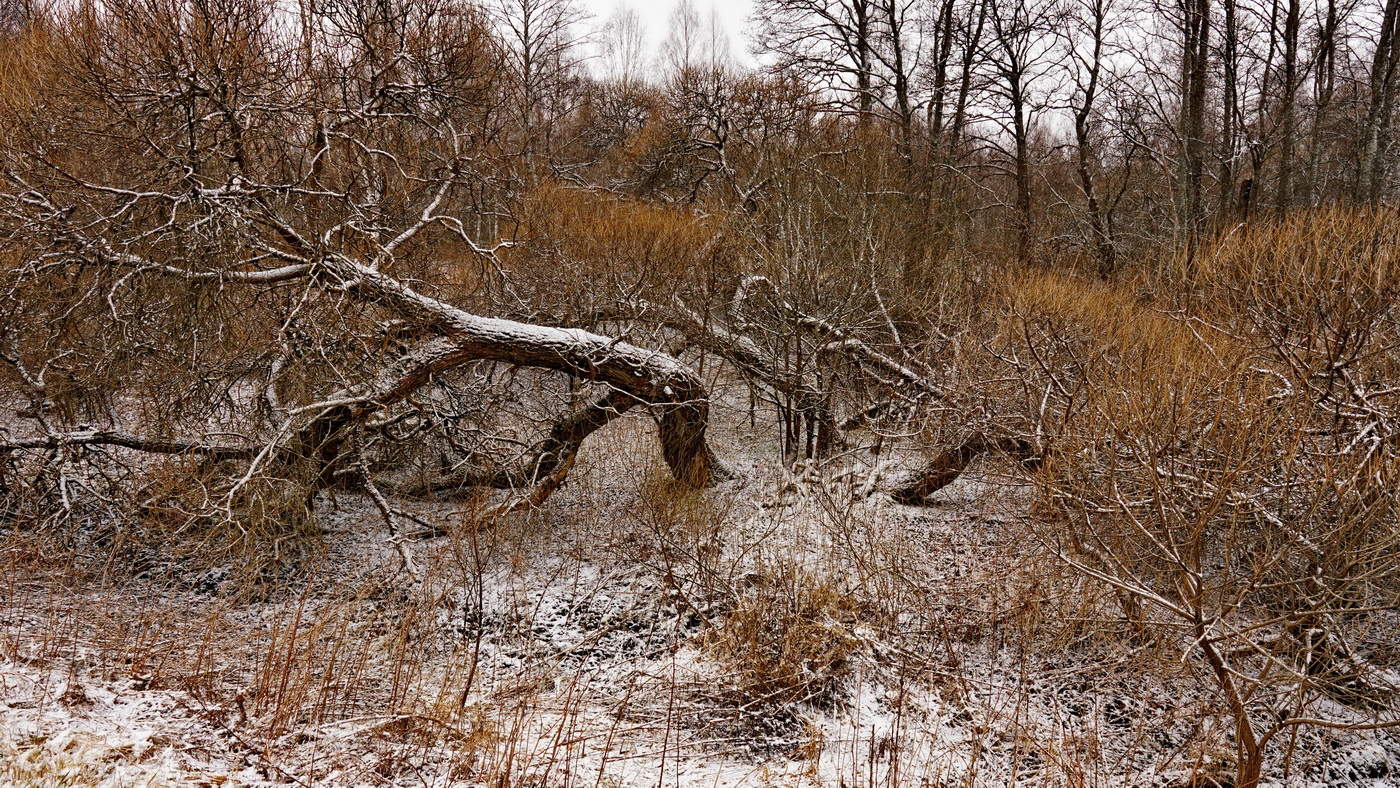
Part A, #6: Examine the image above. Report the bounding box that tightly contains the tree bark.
[1219,0,1240,218]
[1304,0,1340,202]
[278,306,730,490]
[887,434,1040,504]
[1276,0,1301,213]
[92,248,731,491]
[0,430,253,460]
[1072,0,1115,277]
[1178,0,1210,258]
[1360,0,1400,202]
[392,389,638,499]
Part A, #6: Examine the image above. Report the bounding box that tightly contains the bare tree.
[491,0,589,168]
[662,0,731,77]
[1217,0,1243,217]
[1059,0,1120,275]
[1177,0,1210,255]
[1303,0,1346,203]
[0,0,34,34]
[754,0,879,121]
[1359,0,1400,202]
[945,0,989,151]
[1274,0,1302,212]
[872,0,921,157]
[977,0,1065,261]
[0,0,728,545]
[598,2,647,85]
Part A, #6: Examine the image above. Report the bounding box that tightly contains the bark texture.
[888,434,1042,504]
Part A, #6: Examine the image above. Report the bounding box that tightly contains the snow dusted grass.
[2,396,1398,786]
[0,650,261,787]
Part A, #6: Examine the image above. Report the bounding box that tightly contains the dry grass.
[1,0,1393,781]
[702,564,864,711]
[0,727,185,788]
[492,186,734,315]
[2,210,1397,786]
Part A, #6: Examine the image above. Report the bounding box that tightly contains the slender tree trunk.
[1074,0,1116,277]
[1197,628,1265,788]
[1276,0,1301,214]
[929,0,957,141]
[1013,87,1034,263]
[1219,0,1240,218]
[1305,0,1339,203]
[1360,0,1400,202]
[1240,0,1281,223]
[855,0,875,124]
[1178,0,1210,259]
[948,0,988,156]
[885,0,914,160]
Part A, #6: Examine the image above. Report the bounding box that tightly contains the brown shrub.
[702,564,863,710]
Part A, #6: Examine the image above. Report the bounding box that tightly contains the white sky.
[581,0,758,69]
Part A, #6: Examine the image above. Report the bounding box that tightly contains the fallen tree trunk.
[391,388,638,500]
[0,430,254,460]
[666,297,838,458]
[278,256,731,488]
[887,435,1043,504]
[279,331,727,493]
[77,247,730,492]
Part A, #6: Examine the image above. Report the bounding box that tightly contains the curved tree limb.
[74,245,731,489]
[666,297,839,457]
[390,388,639,500]
[887,434,1043,504]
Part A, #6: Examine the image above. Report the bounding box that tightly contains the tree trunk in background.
[880,0,914,160]
[1013,81,1034,263]
[1073,0,1115,277]
[1218,0,1240,218]
[1305,0,1340,203]
[1241,0,1281,223]
[1361,0,1400,203]
[856,0,875,124]
[948,0,989,157]
[1275,0,1300,213]
[986,0,1048,265]
[1178,0,1210,260]
[928,0,957,142]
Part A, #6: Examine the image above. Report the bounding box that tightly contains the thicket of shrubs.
[0,2,1397,784]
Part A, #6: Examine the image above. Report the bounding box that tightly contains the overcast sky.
[581,0,758,69]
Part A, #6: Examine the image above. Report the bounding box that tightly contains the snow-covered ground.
[3,394,1398,787]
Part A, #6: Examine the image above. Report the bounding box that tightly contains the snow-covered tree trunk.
[285,255,731,487]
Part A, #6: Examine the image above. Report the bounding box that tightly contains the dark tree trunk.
[1276,0,1301,213]
[1178,0,1210,259]
[1361,0,1400,202]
